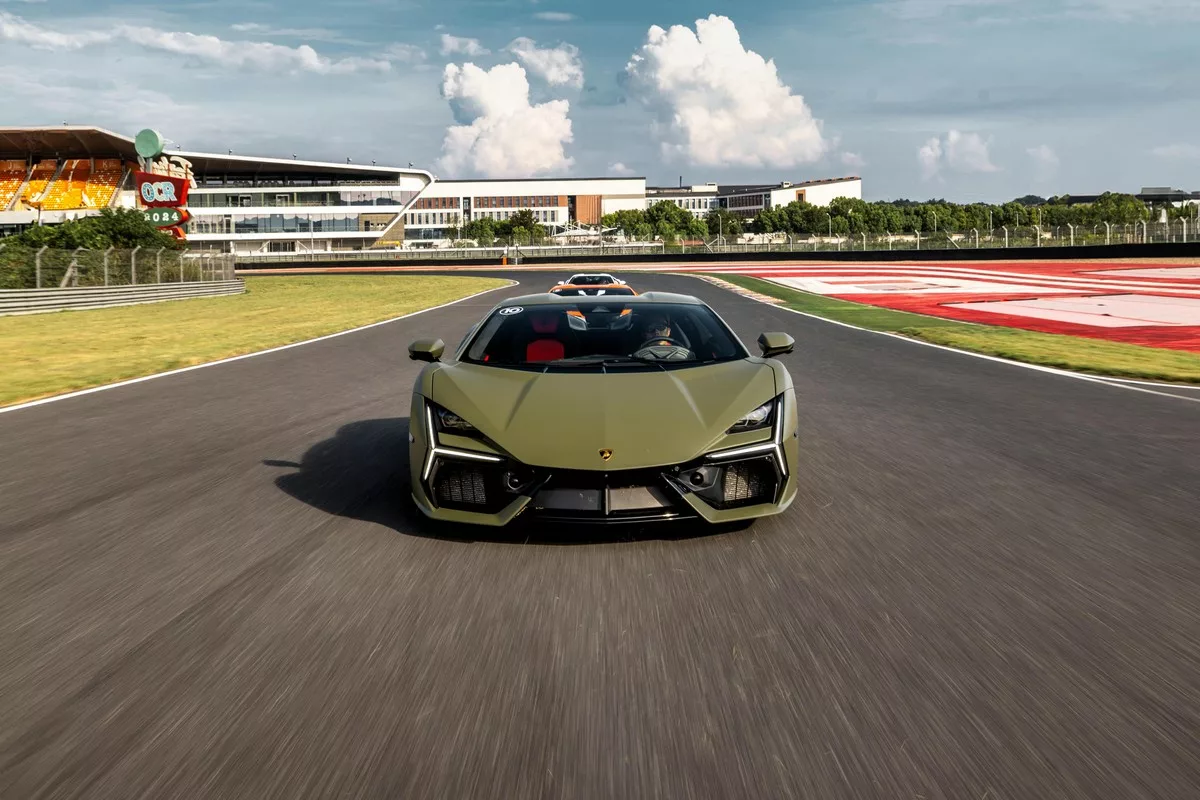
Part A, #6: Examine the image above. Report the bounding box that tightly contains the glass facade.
[188,211,390,235]
[188,188,418,208]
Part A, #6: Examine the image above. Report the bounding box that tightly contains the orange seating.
[84,158,123,208]
[41,158,92,210]
[20,159,57,208]
[0,159,27,210]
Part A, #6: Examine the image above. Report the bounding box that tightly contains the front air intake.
[722,460,773,504]
[434,463,489,506]
[688,456,778,510]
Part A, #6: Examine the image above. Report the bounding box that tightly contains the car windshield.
[569,275,613,285]
[462,301,747,369]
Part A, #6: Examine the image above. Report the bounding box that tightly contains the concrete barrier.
[0,280,246,316]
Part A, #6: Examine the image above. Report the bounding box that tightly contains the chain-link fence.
[233,219,1200,265]
[0,245,237,290]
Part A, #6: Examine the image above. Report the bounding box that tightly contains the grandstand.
[0,160,28,210]
[19,159,57,210]
[0,128,136,218]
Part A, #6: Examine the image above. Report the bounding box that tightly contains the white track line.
[696,277,1200,405]
[0,281,517,415]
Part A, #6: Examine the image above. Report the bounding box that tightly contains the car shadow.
[265,417,739,546]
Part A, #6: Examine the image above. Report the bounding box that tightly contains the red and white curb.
[686,274,784,304]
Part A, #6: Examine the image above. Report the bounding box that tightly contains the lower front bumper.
[409,455,797,528]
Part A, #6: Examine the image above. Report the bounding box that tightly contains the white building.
[402,177,647,244]
[647,176,863,219]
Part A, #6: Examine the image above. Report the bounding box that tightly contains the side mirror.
[409,338,445,362]
[556,280,566,285]
[757,332,794,358]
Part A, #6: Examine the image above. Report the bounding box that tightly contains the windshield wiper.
[543,356,661,368]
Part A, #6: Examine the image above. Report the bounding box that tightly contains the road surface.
[1,271,1196,799]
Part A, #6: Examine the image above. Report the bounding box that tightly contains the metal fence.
[232,219,1200,265]
[0,245,237,290]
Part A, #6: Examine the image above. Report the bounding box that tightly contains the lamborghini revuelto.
[407,292,798,528]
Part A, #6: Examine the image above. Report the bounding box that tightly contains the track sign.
[134,170,189,208]
[144,208,189,228]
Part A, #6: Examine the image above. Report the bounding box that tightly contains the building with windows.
[647,176,863,220]
[0,125,866,251]
[401,178,647,243]
[0,126,432,254]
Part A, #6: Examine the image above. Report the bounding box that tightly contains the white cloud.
[919,129,998,179]
[534,12,576,21]
[607,162,635,176]
[882,0,1018,20]
[438,62,574,178]
[623,14,828,168]
[506,37,584,88]
[1150,143,1200,159]
[839,151,866,169]
[0,11,389,73]
[229,23,349,41]
[1027,144,1058,167]
[1027,144,1059,181]
[381,43,426,64]
[439,34,488,57]
[918,136,943,180]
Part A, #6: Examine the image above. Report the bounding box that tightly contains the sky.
[1,0,1198,202]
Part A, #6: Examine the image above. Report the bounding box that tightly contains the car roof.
[495,291,704,308]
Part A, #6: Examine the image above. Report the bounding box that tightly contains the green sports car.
[407,291,798,528]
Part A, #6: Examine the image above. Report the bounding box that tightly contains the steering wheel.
[637,336,687,350]
[633,336,692,361]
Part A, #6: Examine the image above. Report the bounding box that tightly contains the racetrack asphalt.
[1,271,1197,799]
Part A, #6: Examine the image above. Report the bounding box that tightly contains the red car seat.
[526,314,564,361]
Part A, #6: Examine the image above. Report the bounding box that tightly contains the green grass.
[0,275,509,407]
[716,274,1200,384]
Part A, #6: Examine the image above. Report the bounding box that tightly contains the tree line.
[591,192,1183,242]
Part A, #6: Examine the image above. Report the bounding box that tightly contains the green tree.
[7,207,183,250]
[459,217,496,246]
[705,208,743,240]
[506,209,546,245]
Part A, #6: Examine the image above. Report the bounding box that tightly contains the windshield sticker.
[498,306,523,315]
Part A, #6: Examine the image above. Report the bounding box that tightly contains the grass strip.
[1,275,509,407]
[715,274,1200,384]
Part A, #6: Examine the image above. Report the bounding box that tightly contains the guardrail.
[0,280,246,316]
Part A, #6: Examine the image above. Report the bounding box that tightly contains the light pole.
[826,213,832,238]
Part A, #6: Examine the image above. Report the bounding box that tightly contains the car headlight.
[726,399,774,434]
[430,402,479,434]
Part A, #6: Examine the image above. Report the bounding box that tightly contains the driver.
[641,313,674,347]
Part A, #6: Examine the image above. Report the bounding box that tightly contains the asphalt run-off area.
[1,269,1197,799]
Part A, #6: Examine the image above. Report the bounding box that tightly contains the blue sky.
[1,0,1198,201]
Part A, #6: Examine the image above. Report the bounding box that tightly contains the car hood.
[429,360,777,470]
